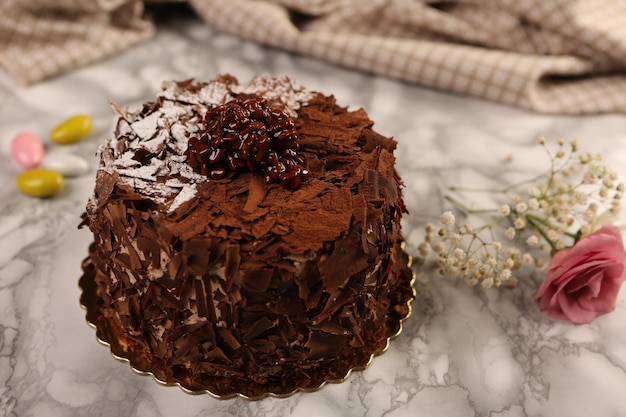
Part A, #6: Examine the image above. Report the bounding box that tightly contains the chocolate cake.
[82,75,414,398]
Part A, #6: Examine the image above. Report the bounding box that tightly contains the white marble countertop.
[2,10,626,417]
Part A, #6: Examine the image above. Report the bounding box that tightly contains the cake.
[81,75,414,398]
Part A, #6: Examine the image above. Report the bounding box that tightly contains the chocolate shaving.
[318,232,369,294]
[359,127,397,153]
[304,332,348,360]
[242,316,277,342]
[183,238,211,276]
[224,244,241,291]
[243,176,267,213]
[241,268,273,292]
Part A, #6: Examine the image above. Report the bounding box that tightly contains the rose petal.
[556,291,598,324]
[582,280,622,312]
[566,269,603,295]
[549,227,625,269]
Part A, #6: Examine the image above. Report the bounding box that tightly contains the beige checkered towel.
[0,0,154,86]
[3,0,626,114]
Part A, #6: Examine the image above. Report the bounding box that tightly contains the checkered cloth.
[3,0,626,114]
[0,0,154,85]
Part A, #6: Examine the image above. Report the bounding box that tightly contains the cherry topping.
[185,98,309,189]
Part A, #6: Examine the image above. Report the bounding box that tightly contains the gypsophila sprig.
[419,137,624,290]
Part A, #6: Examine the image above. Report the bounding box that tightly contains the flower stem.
[525,215,557,255]
[444,195,499,215]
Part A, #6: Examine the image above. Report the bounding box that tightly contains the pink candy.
[11,132,44,169]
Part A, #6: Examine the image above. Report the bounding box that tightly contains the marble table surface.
[2,10,626,417]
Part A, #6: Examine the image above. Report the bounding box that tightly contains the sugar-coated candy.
[41,152,89,177]
[10,132,44,169]
[50,114,93,144]
[16,169,64,197]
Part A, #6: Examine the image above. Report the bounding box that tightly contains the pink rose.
[535,225,626,324]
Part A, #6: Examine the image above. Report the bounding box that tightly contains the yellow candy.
[50,114,93,144]
[16,169,64,197]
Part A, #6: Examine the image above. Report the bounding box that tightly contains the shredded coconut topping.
[97,76,314,211]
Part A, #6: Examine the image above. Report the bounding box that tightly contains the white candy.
[41,152,89,177]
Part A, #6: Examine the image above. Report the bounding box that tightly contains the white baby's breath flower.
[432,241,446,253]
[580,153,592,164]
[481,277,494,289]
[466,277,479,287]
[591,165,607,185]
[528,187,541,197]
[547,229,559,241]
[561,167,572,178]
[453,248,466,260]
[516,202,528,213]
[528,198,539,210]
[522,253,534,265]
[499,268,512,280]
[500,205,511,216]
[603,177,615,188]
[505,227,516,239]
[418,242,431,257]
[526,235,539,246]
[574,192,588,205]
[583,170,596,184]
[505,246,521,259]
[600,188,609,198]
[514,217,526,229]
[440,211,455,226]
[584,207,596,222]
